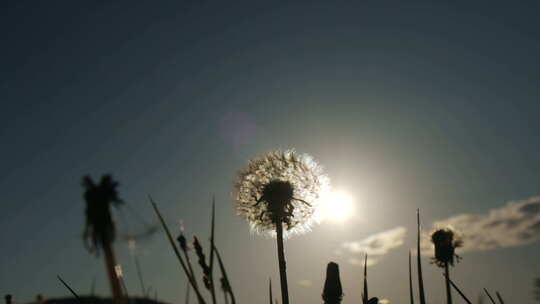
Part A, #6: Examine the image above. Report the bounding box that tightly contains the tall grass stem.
[483,289,496,304]
[209,199,217,304]
[417,209,427,304]
[409,251,415,304]
[495,292,504,304]
[214,245,236,304]
[57,275,81,303]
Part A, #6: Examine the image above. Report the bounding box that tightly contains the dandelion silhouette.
[235,150,329,236]
[234,149,329,304]
[431,227,463,267]
[430,227,463,304]
[82,174,125,304]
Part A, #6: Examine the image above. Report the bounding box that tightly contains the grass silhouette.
[58,173,526,304]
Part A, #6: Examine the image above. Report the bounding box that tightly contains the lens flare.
[319,190,355,222]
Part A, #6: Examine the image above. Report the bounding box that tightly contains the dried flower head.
[322,262,343,304]
[82,174,123,254]
[430,227,463,267]
[234,149,330,236]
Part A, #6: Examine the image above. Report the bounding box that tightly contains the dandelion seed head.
[430,226,463,267]
[234,149,330,237]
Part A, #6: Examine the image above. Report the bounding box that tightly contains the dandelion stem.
[444,262,453,304]
[417,209,427,304]
[409,251,415,304]
[275,221,290,304]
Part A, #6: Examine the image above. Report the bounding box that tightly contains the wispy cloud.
[423,196,540,253]
[298,280,313,288]
[341,226,406,266]
[348,257,378,267]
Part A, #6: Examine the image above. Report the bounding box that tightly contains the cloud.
[424,196,540,253]
[341,226,406,265]
[348,257,377,267]
[298,280,313,288]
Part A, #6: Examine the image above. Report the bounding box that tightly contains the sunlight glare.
[319,190,355,222]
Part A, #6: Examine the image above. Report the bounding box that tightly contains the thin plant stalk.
[445,274,472,304]
[178,226,199,292]
[134,255,146,297]
[57,275,82,302]
[120,278,130,303]
[223,290,229,304]
[150,197,206,304]
[409,251,415,304]
[214,245,236,304]
[208,199,217,304]
[269,278,273,304]
[483,289,496,304]
[104,242,124,304]
[276,221,290,304]
[116,266,129,302]
[179,235,199,292]
[444,262,453,304]
[363,254,368,304]
[185,281,190,304]
[417,209,427,304]
[184,251,198,287]
[495,292,504,304]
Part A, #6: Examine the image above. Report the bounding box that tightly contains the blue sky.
[1,1,539,303]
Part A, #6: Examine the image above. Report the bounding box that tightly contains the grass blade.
[495,292,504,304]
[417,209,427,304]
[57,275,81,303]
[483,289,496,304]
[209,198,217,304]
[178,225,199,292]
[214,244,236,304]
[134,254,146,297]
[409,251,415,304]
[363,254,368,304]
[185,281,191,304]
[269,277,273,304]
[150,196,206,304]
[444,274,472,304]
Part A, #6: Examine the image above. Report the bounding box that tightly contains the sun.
[319,190,355,222]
